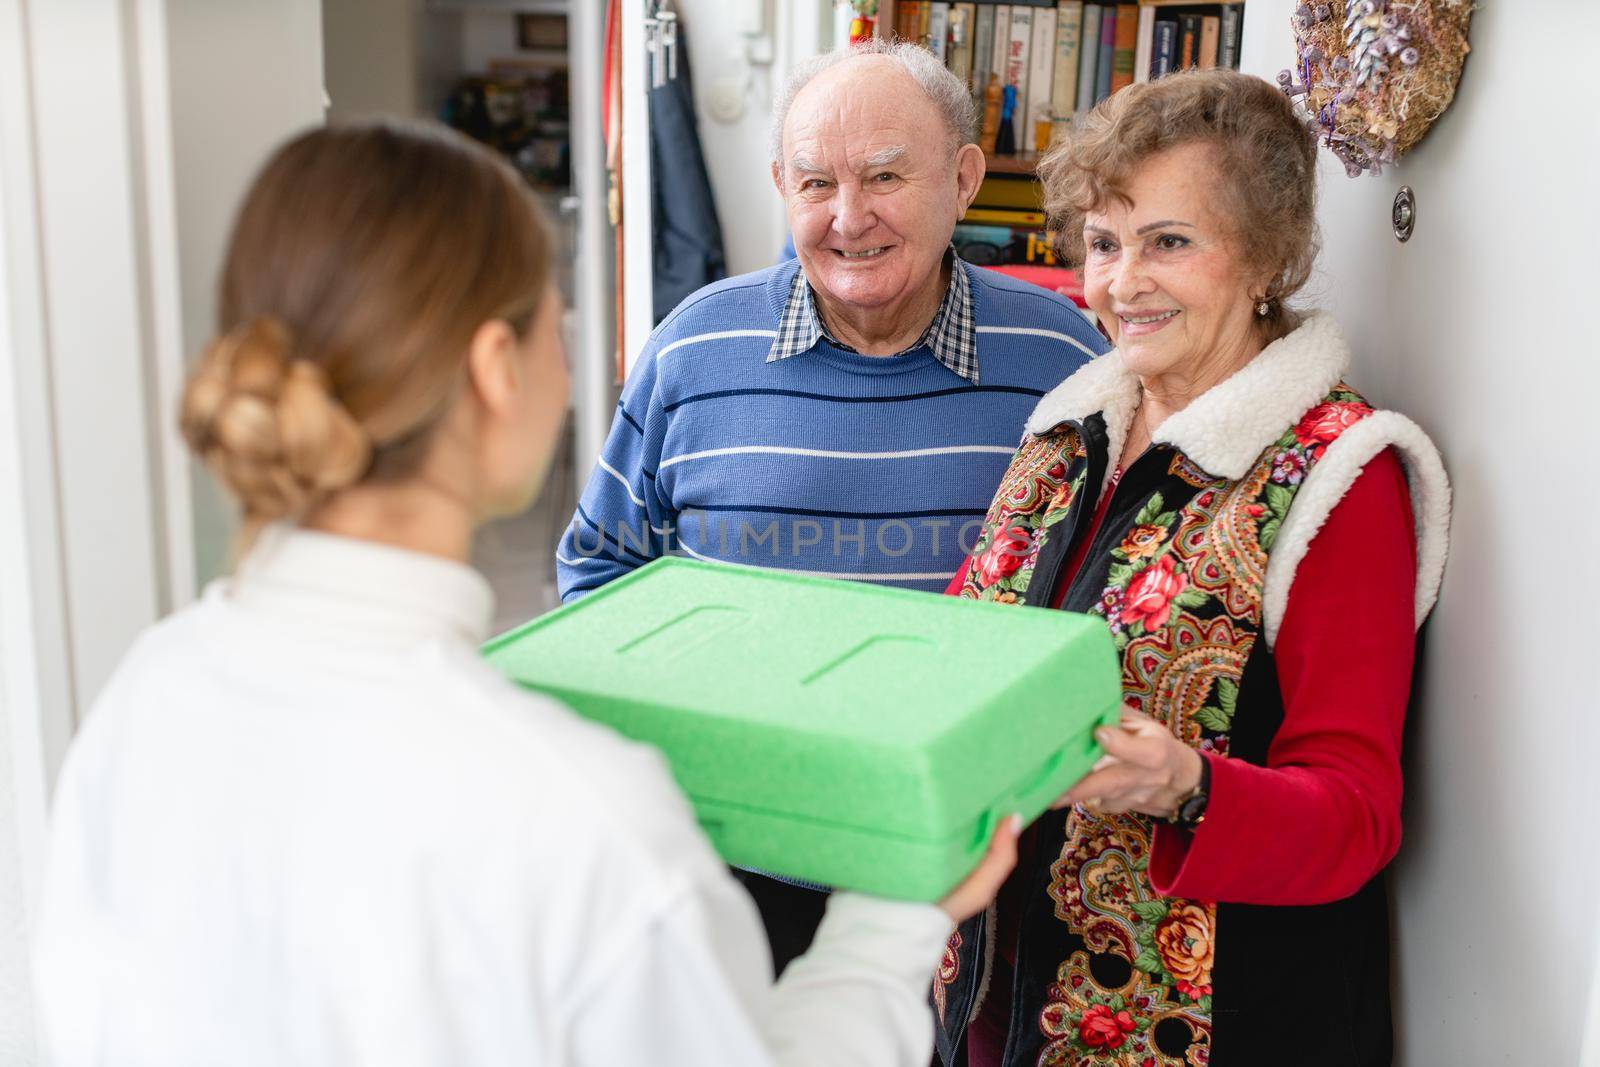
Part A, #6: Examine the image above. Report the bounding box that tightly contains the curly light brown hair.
[1038,69,1318,339]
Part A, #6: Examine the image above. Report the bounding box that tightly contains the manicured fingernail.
[1096,728,1113,744]
[1007,813,1023,835]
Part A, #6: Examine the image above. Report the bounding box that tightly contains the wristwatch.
[1167,755,1211,831]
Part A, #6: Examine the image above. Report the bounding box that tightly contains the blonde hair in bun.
[181,317,371,530]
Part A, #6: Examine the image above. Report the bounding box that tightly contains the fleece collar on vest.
[1024,312,1350,483]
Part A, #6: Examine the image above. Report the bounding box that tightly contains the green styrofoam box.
[484,557,1122,901]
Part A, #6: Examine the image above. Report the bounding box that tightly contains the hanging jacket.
[648,30,727,323]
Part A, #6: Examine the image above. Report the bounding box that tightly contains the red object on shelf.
[849,16,875,44]
[981,264,1087,308]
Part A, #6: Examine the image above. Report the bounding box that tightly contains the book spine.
[950,5,977,87]
[1153,19,1176,78]
[1110,2,1138,94]
[920,1,934,48]
[1199,15,1220,69]
[1051,2,1083,116]
[1006,5,1033,109]
[1094,4,1115,102]
[928,2,951,61]
[972,4,996,100]
[1219,4,1242,69]
[896,1,918,42]
[1076,4,1101,111]
[992,6,1013,87]
[1025,7,1056,150]
[1133,3,1155,84]
[1179,13,1200,69]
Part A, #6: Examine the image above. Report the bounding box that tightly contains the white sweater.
[34,526,952,1066]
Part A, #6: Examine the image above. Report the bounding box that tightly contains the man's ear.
[954,142,987,218]
[771,159,785,195]
[465,319,521,420]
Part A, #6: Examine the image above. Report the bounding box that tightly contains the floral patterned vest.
[933,379,1399,1067]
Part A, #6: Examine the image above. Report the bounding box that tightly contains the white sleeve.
[566,871,953,1067]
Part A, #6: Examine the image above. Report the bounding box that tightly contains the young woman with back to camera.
[32,119,1021,1067]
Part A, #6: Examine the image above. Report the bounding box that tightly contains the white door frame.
[0,0,198,903]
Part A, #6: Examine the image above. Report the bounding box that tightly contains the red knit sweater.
[954,449,1417,1064]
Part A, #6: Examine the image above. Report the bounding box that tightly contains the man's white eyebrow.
[787,146,907,176]
[863,145,908,168]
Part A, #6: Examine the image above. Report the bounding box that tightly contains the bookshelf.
[882,1,1243,303]
[887,2,1246,177]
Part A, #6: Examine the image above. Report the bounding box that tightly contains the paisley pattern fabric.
[947,386,1375,1066]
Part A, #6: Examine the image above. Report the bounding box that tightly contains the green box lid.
[485,558,1122,900]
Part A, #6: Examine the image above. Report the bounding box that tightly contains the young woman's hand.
[1065,709,1203,819]
[938,814,1021,923]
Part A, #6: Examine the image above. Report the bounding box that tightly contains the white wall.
[1239,4,1600,1062]
[164,1,327,586]
[324,0,419,120]
[678,0,791,276]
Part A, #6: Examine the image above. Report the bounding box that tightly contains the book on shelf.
[1133,4,1155,85]
[1024,5,1055,151]
[972,4,996,95]
[1005,5,1033,112]
[1179,13,1200,69]
[992,6,1012,97]
[1051,2,1084,117]
[893,1,915,42]
[1220,4,1242,69]
[1153,19,1176,78]
[1110,3,1138,94]
[950,4,977,86]
[928,2,951,61]
[1199,15,1220,68]
[1076,4,1101,112]
[1094,5,1115,102]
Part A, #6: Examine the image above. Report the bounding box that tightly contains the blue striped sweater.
[557,258,1107,601]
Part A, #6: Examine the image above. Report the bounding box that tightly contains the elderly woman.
[935,71,1450,1066]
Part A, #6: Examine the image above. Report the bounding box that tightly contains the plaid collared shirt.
[766,252,979,383]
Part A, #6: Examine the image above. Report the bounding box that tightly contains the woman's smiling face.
[1081,142,1267,388]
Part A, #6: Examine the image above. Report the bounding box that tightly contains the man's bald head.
[770,39,977,178]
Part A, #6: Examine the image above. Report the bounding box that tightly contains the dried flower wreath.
[1279,0,1473,177]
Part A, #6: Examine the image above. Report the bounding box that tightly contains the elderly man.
[556,39,1106,967]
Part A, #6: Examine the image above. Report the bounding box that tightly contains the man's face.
[774,57,977,315]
